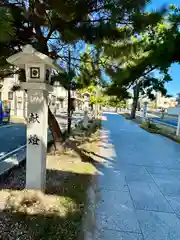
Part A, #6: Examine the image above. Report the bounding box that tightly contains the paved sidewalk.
[94,113,180,240]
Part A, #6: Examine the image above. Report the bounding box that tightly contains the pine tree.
[102,5,180,118]
[0,0,166,147]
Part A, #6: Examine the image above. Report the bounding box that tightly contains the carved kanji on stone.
[28,113,40,123]
[28,134,40,145]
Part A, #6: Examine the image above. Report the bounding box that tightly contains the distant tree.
[106,96,126,112]
[102,6,179,118]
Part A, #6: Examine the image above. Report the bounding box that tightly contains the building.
[125,91,177,111]
[0,74,81,118]
[138,93,177,110]
[155,92,177,109]
[0,73,26,117]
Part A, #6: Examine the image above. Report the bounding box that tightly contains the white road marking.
[0,144,26,161]
[0,124,13,129]
[0,152,5,157]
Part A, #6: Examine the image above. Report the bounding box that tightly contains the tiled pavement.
[93,113,180,240]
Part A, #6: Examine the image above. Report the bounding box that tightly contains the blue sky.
[147,0,180,96]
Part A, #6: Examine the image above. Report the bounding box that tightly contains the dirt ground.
[0,124,102,240]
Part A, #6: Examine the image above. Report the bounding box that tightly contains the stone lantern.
[82,92,90,111]
[7,44,62,191]
[82,92,90,128]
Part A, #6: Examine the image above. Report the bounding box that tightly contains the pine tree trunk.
[67,89,71,134]
[67,48,72,135]
[130,82,140,119]
[48,106,64,151]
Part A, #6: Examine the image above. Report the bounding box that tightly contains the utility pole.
[67,48,71,134]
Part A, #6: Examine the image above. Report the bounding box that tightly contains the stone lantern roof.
[7,44,64,73]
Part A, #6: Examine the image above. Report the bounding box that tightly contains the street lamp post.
[7,44,61,191]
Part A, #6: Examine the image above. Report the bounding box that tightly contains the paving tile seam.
[97,188,129,192]
[147,172,180,183]
[146,166,179,171]
[98,227,144,235]
[151,170,180,182]
[163,193,180,197]
[168,167,180,171]
[145,169,177,216]
[175,158,180,165]
[117,163,170,167]
[124,176,153,184]
[98,187,129,192]
[145,168,173,175]
[135,209,180,216]
[134,207,176,214]
[94,215,142,235]
[112,166,174,172]
[124,174,145,240]
[119,164,180,172]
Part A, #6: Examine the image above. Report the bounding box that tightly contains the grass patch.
[120,113,143,124]
[121,113,131,120]
[121,112,180,144]
[140,120,160,134]
[0,120,101,240]
[158,128,180,143]
[140,120,180,143]
[140,124,159,133]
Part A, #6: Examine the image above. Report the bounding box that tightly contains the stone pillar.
[26,89,48,190]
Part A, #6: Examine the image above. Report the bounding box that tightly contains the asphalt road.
[151,117,178,127]
[0,111,83,174]
[136,111,178,128]
[0,124,26,159]
[0,112,84,155]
